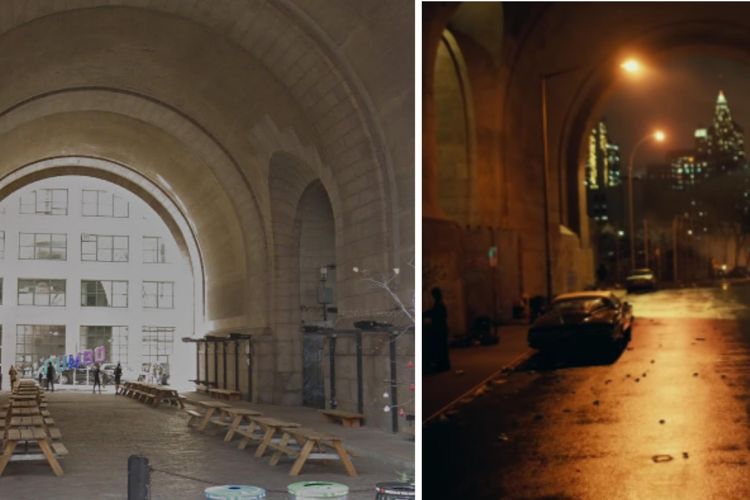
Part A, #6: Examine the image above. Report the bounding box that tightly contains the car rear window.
[551,298,605,314]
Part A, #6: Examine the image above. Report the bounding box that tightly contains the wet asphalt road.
[423,284,750,499]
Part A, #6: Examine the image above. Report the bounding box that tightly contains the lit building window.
[15,324,65,379]
[81,234,129,262]
[18,233,67,260]
[142,326,175,375]
[17,279,66,306]
[142,281,174,309]
[80,280,128,308]
[81,189,129,218]
[19,189,68,215]
[143,236,167,264]
[80,325,129,364]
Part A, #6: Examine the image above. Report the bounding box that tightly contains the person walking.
[424,287,451,373]
[8,365,17,391]
[114,362,123,395]
[92,363,102,394]
[46,361,56,392]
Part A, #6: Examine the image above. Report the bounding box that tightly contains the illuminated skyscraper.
[586,121,622,221]
[705,90,746,175]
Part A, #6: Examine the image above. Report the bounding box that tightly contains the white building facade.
[0,176,194,389]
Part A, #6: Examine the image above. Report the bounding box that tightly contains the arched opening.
[297,181,336,409]
[0,156,204,390]
[561,33,750,286]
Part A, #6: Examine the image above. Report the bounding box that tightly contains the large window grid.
[19,189,68,215]
[81,280,128,308]
[142,281,174,309]
[142,236,167,264]
[19,233,67,260]
[80,326,129,364]
[81,234,129,262]
[15,325,66,378]
[17,279,66,306]
[81,189,129,218]
[142,326,174,371]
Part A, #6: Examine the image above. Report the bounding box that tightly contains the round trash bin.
[287,481,349,499]
[204,485,267,500]
[375,482,415,500]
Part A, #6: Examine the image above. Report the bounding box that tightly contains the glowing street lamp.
[620,58,642,74]
[628,130,667,271]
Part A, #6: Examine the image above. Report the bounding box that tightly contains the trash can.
[204,485,267,500]
[287,481,349,499]
[375,482,415,499]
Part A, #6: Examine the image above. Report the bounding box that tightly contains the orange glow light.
[654,130,666,142]
[620,58,642,74]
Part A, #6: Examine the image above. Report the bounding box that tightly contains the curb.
[423,348,535,426]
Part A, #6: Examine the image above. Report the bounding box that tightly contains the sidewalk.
[422,324,532,423]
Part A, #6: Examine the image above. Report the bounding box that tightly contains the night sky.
[602,55,750,174]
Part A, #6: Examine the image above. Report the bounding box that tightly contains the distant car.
[626,268,656,293]
[728,266,749,279]
[527,291,633,354]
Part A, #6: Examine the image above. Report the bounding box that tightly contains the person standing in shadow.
[46,361,56,392]
[424,287,451,373]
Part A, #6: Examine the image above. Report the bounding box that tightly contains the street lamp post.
[628,131,665,271]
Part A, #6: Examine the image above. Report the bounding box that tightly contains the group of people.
[9,362,123,393]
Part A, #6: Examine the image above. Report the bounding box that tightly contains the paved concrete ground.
[424,285,750,499]
[0,391,414,499]
[423,324,531,422]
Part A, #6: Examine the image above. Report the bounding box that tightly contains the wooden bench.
[320,409,365,428]
[183,409,205,427]
[268,427,357,477]
[208,389,242,401]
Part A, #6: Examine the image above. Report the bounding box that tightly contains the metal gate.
[302,333,325,408]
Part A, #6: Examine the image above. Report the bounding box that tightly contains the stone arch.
[556,20,750,236]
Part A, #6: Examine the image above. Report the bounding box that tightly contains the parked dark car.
[626,268,656,293]
[728,266,749,279]
[528,291,633,354]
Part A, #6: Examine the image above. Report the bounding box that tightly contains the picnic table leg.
[0,441,17,476]
[289,439,315,476]
[198,409,215,431]
[333,441,358,477]
[255,426,276,458]
[268,432,291,466]
[237,421,256,450]
[38,439,64,477]
[224,415,242,443]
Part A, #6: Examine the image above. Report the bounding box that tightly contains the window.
[0,231,4,259]
[18,233,67,260]
[80,280,128,308]
[142,326,174,370]
[80,326,129,364]
[142,236,167,264]
[15,325,65,379]
[142,281,174,309]
[19,189,68,215]
[17,279,66,306]
[81,234,129,262]
[81,189,129,218]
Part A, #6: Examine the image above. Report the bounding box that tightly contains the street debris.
[659,419,666,424]
[652,454,673,463]
[635,378,640,382]
[604,379,612,385]
[593,400,600,406]
[693,372,699,377]
[651,359,655,363]
[695,337,706,341]
[683,452,689,459]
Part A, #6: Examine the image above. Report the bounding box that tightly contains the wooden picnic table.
[119,382,184,408]
[11,407,41,417]
[0,427,64,476]
[220,408,263,443]
[269,426,357,477]
[8,416,44,427]
[236,416,301,458]
[193,400,231,431]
